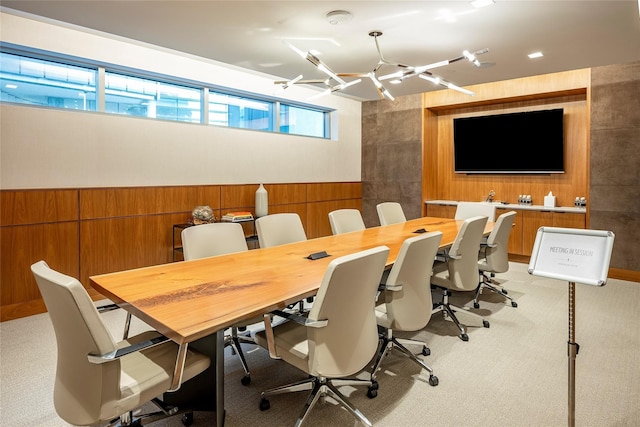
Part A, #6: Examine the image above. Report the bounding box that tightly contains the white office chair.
[255,213,311,310]
[372,231,443,387]
[254,246,390,427]
[328,208,366,235]
[474,210,518,308]
[181,222,263,385]
[255,213,307,248]
[376,202,407,225]
[431,216,490,341]
[454,201,496,222]
[30,260,210,427]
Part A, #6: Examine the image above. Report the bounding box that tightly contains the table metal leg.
[216,329,225,426]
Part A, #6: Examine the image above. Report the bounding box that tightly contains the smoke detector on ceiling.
[326,10,352,25]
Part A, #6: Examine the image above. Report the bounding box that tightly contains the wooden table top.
[89,217,492,344]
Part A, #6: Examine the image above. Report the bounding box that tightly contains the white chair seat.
[255,320,309,371]
[117,331,210,404]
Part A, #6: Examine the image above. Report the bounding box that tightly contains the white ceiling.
[3,1,640,101]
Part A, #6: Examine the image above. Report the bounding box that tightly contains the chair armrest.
[436,248,461,261]
[378,283,403,292]
[87,335,169,364]
[263,310,329,360]
[96,303,121,313]
[271,309,328,328]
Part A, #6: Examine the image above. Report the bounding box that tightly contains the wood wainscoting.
[0,182,362,321]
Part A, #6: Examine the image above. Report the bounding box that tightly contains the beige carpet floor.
[1,262,638,426]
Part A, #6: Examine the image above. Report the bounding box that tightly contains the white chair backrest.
[447,216,488,291]
[384,231,443,331]
[483,210,517,273]
[30,260,118,425]
[455,201,496,222]
[181,222,248,260]
[376,202,407,226]
[307,246,390,377]
[328,209,366,235]
[255,213,307,248]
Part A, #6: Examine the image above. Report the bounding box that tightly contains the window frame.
[1,44,335,139]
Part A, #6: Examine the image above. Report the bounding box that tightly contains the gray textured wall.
[590,61,640,271]
[361,94,423,227]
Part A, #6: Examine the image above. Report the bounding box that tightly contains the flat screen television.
[453,108,565,174]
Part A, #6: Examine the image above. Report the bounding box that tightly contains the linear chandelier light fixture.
[275,31,489,101]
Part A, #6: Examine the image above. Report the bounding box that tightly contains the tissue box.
[544,195,556,207]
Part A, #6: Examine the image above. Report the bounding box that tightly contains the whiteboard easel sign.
[528,227,615,286]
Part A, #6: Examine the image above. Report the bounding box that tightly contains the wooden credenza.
[425,200,586,257]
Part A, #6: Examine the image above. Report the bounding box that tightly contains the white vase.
[255,184,268,217]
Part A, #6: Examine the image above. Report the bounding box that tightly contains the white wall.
[0,11,362,189]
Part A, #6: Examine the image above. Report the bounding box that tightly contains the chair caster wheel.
[367,387,378,399]
[483,320,490,328]
[241,375,251,386]
[501,289,508,295]
[259,398,270,411]
[511,301,518,308]
[429,375,439,386]
[460,333,469,342]
[473,302,480,309]
[181,412,194,426]
[422,346,430,356]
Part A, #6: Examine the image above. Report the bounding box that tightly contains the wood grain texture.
[264,183,307,205]
[0,222,79,308]
[79,213,188,286]
[80,186,221,219]
[0,189,78,226]
[89,217,486,344]
[423,69,589,110]
[425,204,456,219]
[220,184,257,212]
[306,182,361,202]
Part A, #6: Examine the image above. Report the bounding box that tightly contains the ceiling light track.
[276,31,489,100]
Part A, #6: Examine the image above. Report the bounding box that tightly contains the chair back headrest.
[384,231,443,331]
[376,202,407,225]
[328,209,366,235]
[454,201,496,222]
[307,246,390,377]
[181,222,248,260]
[255,213,307,248]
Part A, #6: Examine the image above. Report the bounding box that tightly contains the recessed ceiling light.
[471,0,495,8]
[528,52,544,59]
[389,79,402,85]
[5,84,18,89]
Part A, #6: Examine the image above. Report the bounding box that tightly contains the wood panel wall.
[1,182,361,321]
[421,69,590,218]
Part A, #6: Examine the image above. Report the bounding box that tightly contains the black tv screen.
[453,108,565,174]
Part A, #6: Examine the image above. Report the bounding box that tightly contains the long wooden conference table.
[90,216,493,426]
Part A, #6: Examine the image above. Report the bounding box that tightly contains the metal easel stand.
[567,281,580,427]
